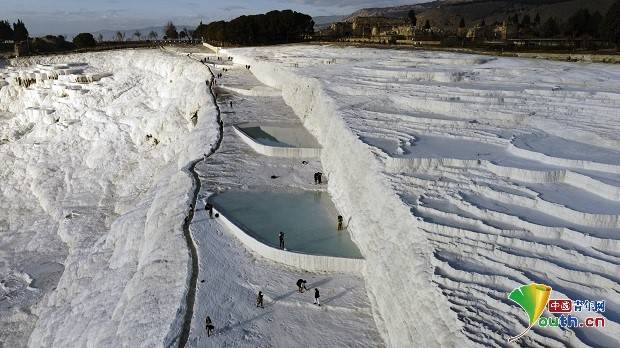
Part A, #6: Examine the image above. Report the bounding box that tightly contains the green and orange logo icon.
[507,283,552,342]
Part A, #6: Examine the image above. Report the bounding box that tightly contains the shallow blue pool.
[210,190,362,259]
[237,125,321,148]
[240,127,291,147]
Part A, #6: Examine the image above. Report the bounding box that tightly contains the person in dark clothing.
[229,101,233,108]
[205,203,214,218]
[256,291,264,308]
[278,231,285,249]
[296,279,308,293]
[337,215,344,230]
[205,316,215,337]
[314,288,320,306]
[314,172,322,184]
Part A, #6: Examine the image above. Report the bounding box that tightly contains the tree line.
[407,1,620,45]
[194,10,314,45]
[0,20,28,42]
[505,6,617,41]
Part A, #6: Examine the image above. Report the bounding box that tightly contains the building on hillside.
[318,16,444,43]
[493,21,518,40]
[14,41,29,57]
[466,24,499,41]
[330,22,353,36]
[351,17,409,37]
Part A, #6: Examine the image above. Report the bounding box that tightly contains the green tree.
[134,31,142,41]
[148,30,158,40]
[13,19,28,41]
[165,21,178,39]
[521,14,531,28]
[0,20,13,41]
[424,20,431,30]
[408,10,417,27]
[73,33,96,48]
[541,17,560,37]
[195,21,207,41]
[194,10,313,45]
[566,9,591,37]
[459,17,466,28]
[31,35,73,53]
[115,31,125,42]
[602,0,620,45]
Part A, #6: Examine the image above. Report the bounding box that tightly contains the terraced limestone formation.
[227,45,620,348]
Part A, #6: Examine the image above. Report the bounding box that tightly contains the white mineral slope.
[0,49,218,347]
[224,45,620,347]
[181,48,383,347]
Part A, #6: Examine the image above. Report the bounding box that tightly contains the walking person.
[337,215,344,230]
[256,291,264,308]
[229,101,233,108]
[205,203,214,218]
[314,172,323,184]
[314,288,321,306]
[278,231,285,249]
[205,316,215,337]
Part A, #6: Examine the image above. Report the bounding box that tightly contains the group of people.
[244,65,251,70]
[206,279,322,337]
[200,56,232,63]
[296,279,321,305]
[276,214,343,251]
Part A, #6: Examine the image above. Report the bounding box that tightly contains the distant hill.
[342,0,615,28]
[313,15,347,29]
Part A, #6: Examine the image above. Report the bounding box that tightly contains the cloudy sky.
[3,0,421,36]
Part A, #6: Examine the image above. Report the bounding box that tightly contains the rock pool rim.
[208,190,364,260]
